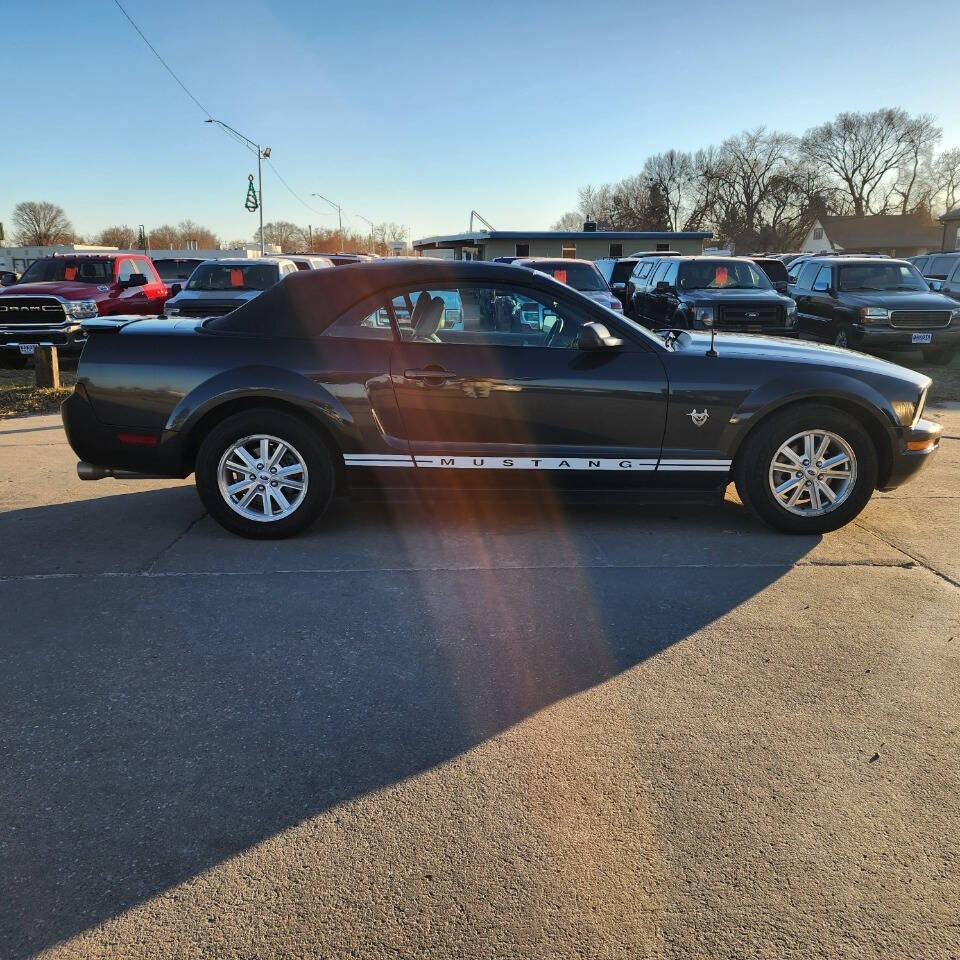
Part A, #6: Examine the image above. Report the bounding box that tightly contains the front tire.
[833,324,853,349]
[195,410,335,539]
[734,404,878,534]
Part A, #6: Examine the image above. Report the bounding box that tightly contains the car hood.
[0,281,113,300]
[672,330,928,387]
[581,290,621,307]
[839,290,957,310]
[168,289,263,303]
[680,287,788,304]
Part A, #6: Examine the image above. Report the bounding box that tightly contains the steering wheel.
[543,314,564,347]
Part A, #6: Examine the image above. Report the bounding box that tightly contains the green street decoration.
[245,174,259,213]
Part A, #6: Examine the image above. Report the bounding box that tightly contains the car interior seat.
[414,297,446,342]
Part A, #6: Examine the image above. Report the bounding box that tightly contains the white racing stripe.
[344,454,730,472]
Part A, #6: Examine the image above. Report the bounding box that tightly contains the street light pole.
[205,118,271,255]
[311,193,343,252]
[354,213,375,255]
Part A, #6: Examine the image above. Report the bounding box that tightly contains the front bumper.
[851,324,960,350]
[881,417,943,489]
[0,324,87,355]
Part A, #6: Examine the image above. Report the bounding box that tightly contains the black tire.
[734,404,878,534]
[833,324,853,349]
[195,409,335,539]
[921,346,955,365]
[1,353,29,369]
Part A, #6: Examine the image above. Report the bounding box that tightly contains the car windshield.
[754,259,789,282]
[187,263,280,291]
[679,260,771,290]
[531,262,607,292]
[154,259,202,281]
[610,261,638,285]
[19,259,113,284]
[838,263,928,292]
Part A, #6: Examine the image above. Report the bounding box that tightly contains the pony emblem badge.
[687,409,709,427]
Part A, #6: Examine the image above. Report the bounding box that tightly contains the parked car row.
[0,250,376,367]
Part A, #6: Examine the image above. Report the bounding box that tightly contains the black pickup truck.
[627,256,798,335]
[790,257,960,364]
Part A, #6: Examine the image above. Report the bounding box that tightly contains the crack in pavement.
[853,520,960,589]
[138,510,208,575]
[0,557,933,584]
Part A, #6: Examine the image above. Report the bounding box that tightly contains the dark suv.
[627,256,798,334]
[791,257,959,364]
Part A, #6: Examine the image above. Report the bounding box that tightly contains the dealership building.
[413,228,712,262]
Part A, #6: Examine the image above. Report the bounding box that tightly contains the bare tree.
[799,109,935,216]
[551,210,584,231]
[932,147,960,214]
[97,225,137,248]
[12,201,74,245]
[642,150,696,231]
[256,221,305,251]
[148,224,182,249]
[177,220,218,249]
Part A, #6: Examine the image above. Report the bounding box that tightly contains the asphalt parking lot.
[1,407,958,959]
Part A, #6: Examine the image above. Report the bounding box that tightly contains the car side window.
[795,262,819,290]
[116,258,137,282]
[812,266,832,292]
[661,262,679,287]
[393,284,589,349]
[649,261,670,286]
[321,299,393,340]
[135,259,158,282]
[632,260,652,280]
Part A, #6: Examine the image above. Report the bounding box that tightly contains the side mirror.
[169,282,182,295]
[120,273,148,289]
[578,321,623,351]
[774,281,788,294]
[655,280,674,294]
[0,271,18,287]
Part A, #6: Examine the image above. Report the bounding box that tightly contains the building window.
[609,243,623,258]
[955,227,960,250]
[813,227,824,240]
[515,243,530,257]
[561,244,576,258]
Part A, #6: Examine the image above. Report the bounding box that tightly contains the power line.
[112,0,364,229]
[112,0,211,119]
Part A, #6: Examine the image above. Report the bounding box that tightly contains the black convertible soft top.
[204,259,548,337]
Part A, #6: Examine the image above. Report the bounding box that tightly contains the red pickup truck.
[0,253,169,367]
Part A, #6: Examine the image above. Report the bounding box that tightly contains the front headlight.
[693,305,715,325]
[785,300,798,328]
[858,307,890,323]
[608,297,622,311]
[165,303,180,315]
[65,300,98,319]
[951,309,960,324]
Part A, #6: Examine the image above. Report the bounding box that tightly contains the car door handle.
[404,367,457,384]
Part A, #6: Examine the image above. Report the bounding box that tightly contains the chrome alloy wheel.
[768,429,857,517]
[217,434,308,522]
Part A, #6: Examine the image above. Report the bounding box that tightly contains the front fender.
[167,364,356,444]
[721,369,902,458]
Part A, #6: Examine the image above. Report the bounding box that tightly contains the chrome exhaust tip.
[77,461,169,481]
[77,461,110,480]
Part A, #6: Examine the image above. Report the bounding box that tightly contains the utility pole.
[312,193,343,252]
[354,213,375,255]
[205,118,271,255]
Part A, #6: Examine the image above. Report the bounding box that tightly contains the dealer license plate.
[911,332,932,345]
[18,344,36,355]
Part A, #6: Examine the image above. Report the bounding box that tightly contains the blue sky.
[6,0,959,243]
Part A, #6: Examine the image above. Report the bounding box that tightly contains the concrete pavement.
[0,411,958,959]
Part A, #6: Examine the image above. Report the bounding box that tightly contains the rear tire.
[922,346,955,365]
[195,409,335,539]
[734,404,878,534]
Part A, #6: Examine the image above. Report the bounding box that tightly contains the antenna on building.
[468,210,496,232]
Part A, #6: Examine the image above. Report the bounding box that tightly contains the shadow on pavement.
[0,487,817,957]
